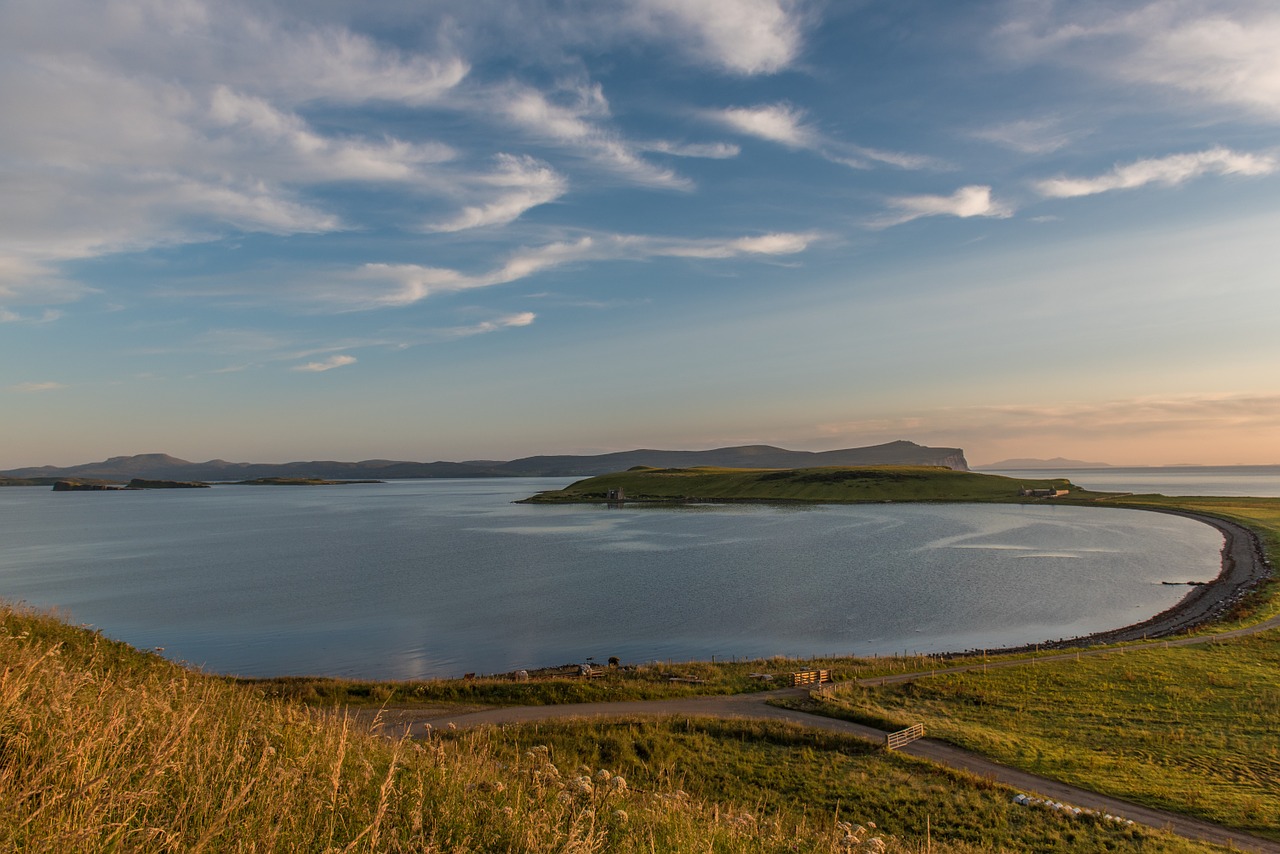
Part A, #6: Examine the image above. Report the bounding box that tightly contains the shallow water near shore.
[0,478,1223,679]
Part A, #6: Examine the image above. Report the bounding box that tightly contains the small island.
[51,478,212,491]
[523,465,1096,504]
[126,479,211,489]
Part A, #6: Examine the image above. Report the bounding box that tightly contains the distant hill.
[491,441,968,476]
[2,440,969,482]
[976,457,1113,470]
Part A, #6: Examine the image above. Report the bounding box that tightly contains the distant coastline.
[0,440,969,483]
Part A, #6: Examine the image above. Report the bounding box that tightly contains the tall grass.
[0,602,952,852]
[3,602,1217,851]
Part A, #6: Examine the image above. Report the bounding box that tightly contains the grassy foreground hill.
[525,465,1090,504]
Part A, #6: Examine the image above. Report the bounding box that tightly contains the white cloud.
[643,140,741,159]
[9,381,65,393]
[970,117,1081,154]
[711,103,815,147]
[663,232,819,258]
[626,0,808,75]
[442,311,538,338]
[494,83,686,188]
[0,255,93,307]
[1,0,468,109]
[428,155,566,232]
[0,308,63,324]
[708,102,936,170]
[0,0,473,306]
[329,230,819,309]
[998,1,1280,121]
[206,87,455,184]
[1035,147,1277,198]
[292,354,357,372]
[873,186,1014,228]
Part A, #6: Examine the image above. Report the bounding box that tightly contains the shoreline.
[989,507,1272,654]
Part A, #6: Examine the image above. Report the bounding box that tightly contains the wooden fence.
[789,669,831,687]
[885,723,925,750]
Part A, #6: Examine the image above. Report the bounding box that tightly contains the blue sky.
[3,0,1280,468]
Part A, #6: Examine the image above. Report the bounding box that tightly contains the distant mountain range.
[975,457,1114,470]
[2,440,969,482]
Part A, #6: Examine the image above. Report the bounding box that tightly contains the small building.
[606,487,626,501]
[1019,487,1070,498]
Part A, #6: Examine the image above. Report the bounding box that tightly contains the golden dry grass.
[0,602,945,853]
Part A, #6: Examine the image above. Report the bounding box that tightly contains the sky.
[3,0,1280,469]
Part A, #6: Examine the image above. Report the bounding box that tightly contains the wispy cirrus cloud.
[712,103,815,147]
[206,87,456,184]
[997,1,1280,122]
[440,312,538,339]
[970,116,1082,154]
[291,354,357,373]
[8,381,66,393]
[706,102,937,170]
[330,229,821,309]
[0,0,474,308]
[427,155,566,232]
[871,186,1013,228]
[642,140,741,159]
[493,82,687,189]
[1035,147,1277,198]
[0,308,63,324]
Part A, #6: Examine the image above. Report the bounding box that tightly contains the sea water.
[0,477,1227,678]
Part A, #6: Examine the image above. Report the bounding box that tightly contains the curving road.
[373,509,1279,853]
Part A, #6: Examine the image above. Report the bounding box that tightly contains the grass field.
[797,633,1280,840]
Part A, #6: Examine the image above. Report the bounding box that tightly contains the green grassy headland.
[523,465,1103,504]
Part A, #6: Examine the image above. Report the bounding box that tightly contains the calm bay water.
[0,476,1228,679]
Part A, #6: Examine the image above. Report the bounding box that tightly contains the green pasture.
[801,632,1280,841]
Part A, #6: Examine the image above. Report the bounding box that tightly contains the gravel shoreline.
[995,507,1272,653]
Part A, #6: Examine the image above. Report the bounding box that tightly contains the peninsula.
[524,465,1087,504]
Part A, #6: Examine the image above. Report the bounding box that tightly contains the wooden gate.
[885,723,924,750]
[789,669,831,687]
